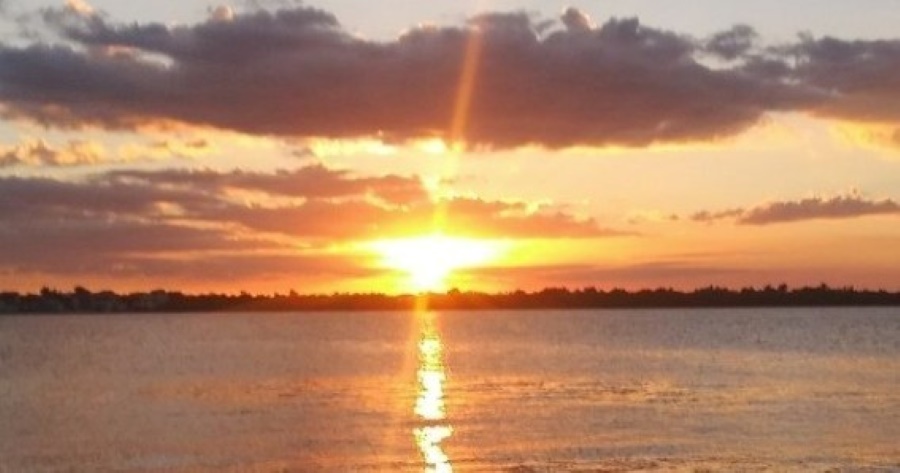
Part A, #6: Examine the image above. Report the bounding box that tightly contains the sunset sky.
[1,0,899,294]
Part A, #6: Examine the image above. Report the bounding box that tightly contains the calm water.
[2,308,899,472]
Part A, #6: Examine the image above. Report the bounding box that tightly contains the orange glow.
[370,234,504,292]
[415,138,451,155]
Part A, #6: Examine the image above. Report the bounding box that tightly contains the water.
[2,308,899,472]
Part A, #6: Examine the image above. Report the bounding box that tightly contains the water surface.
[2,308,899,471]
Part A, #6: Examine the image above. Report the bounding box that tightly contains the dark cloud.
[705,24,757,60]
[0,219,277,272]
[0,174,211,220]
[691,193,900,225]
[0,231,375,283]
[740,194,900,225]
[791,35,900,123]
[690,207,746,224]
[126,253,377,282]
[105,164,428,205]
[0,5,824,147]
[0,172,271,277]
[23,252,376,282]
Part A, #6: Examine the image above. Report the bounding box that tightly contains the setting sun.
[370,235,504,292]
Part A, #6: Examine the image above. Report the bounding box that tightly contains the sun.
[370,234,503,292]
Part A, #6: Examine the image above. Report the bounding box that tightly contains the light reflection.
[413,312,453,472]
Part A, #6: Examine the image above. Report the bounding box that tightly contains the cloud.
[427,198,622,238]
[122,253,378,283]
[208,5,235,23]
[0,5,823,148]
[104,164,428,205]
[5,250,374,282]
[90,166,617,239]
[0,166,613,238]
[0,222,375,285]
[0,138,104,167]
[176,189,615,240]
[560,7,593,32]
[0,174,214,220]
[0,166,621,283]
[690,207,746,224]
[145,138,212,158]
[0,167,393,281]
[691,192,900,225]
[704,24,757,60]
[0,219,275,266]
[790,35,900,123]
[739,194,900,225]
[65,0,95,16]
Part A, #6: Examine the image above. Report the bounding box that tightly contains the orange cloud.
[0,138,105,167]
[0,166,621,285]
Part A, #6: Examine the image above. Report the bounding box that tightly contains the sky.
[1,0,899,294]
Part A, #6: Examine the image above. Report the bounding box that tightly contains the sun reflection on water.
[414,312,453,472]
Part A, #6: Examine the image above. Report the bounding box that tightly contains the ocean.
[2,308,899,472]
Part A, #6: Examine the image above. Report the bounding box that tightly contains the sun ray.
[371,15,491,296]
[449,24,485,146]
[429,21,486,234]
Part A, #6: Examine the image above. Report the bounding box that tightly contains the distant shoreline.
[2,285,899,314]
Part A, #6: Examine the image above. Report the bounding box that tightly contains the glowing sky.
[1,0,899,293]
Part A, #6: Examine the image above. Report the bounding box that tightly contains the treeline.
[2,284,900,314]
